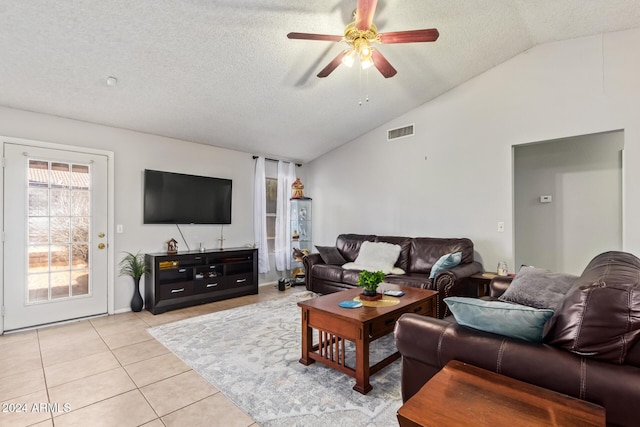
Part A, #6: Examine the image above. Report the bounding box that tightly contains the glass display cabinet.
[290,198,312,285]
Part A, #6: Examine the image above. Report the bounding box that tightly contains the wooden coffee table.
[297,284,437,394]
[397,360,606,426]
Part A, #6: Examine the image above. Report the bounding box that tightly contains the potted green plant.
[357,270,385,298]
[119,251,150,312]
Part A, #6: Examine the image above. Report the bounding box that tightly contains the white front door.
[3,143,109,331]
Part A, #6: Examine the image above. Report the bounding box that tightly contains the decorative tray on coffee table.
[353,295,400,307]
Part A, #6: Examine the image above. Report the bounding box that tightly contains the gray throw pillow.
[499,266,577,309]
[315,246,347,265]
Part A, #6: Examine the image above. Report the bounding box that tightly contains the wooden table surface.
[397,360,605,427]
[297,284,437,324]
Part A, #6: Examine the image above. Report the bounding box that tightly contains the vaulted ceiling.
[2,0,640,163]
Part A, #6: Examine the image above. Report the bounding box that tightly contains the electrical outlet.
[540,195,552,203]
[497,222,505,232]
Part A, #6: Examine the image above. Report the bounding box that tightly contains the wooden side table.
[468,272,498,297]
[397,360,605,427]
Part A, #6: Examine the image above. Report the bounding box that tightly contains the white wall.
[514,131,623,274]
[305,28,640,272]
[0,107,261,312]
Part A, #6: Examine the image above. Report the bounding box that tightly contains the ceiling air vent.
[387,124,414,141]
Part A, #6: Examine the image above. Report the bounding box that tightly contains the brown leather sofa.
[395,251,640,427]
[303,234,483,318]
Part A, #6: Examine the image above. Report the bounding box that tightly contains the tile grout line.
[155,390,223,423]
[35,328,55,426]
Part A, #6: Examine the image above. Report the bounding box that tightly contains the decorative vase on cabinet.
[290,198,312,286]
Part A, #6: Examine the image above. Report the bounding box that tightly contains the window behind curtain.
[266,177,277,253]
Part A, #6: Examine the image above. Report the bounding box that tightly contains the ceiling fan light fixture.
[342,49,357,67]
[360,46,373,62]
[360,56,374,70]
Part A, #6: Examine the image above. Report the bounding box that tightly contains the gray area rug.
[148,291,402,426]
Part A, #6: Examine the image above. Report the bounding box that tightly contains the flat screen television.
[143,169,232,224]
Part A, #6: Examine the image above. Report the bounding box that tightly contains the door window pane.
[71,191,90,216]
[71,217,89,243]
[28,273,49,302]
[71,164,89,189]
[51,162,70,188]
[50,189,70,216]
[28,160,49,186]
[72,244,89,268]
[51,217,70,243]
[28,218,49,244]
[72,270,89,296]
[28,246,49,271]
[50,272,70,299]
[28,188,48,215]
[50,245,70,271]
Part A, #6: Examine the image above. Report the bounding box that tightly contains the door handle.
[98,232,105,238]
[97,243,105,249]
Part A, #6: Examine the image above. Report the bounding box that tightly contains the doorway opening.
[513,130,623,275]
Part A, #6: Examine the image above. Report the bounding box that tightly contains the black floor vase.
[131,278,144,312]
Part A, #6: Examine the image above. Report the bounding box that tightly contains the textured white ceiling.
[1,0,640,163]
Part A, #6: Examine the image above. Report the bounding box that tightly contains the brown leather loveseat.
[303,233,483,318]
[395,251,640,427]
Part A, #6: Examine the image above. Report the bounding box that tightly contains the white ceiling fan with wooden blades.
[287,0,439,78]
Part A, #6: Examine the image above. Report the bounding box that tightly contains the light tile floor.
[0,285,300,427]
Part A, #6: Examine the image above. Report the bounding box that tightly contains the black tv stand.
[144,247,258,314]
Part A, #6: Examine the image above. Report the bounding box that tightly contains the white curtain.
[253,157,270,273]
[274,161,297,271]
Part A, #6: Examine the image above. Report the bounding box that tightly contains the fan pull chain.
[366,68,370,103]
[358,68,370,107]
[359,66,363,106]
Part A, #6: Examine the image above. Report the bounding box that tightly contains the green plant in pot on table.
[119,251,150,312]
[357,270,385,300]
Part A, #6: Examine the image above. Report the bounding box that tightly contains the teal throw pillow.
[444,297,554,342]
[429,252,462,279]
